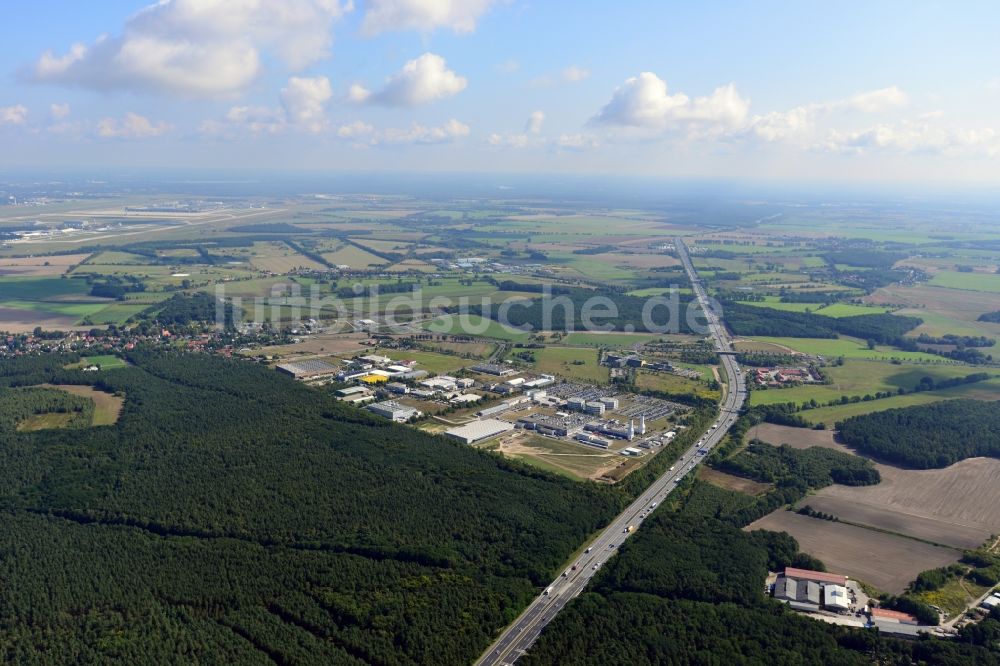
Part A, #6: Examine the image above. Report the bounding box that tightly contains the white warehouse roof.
[444,419,514,444]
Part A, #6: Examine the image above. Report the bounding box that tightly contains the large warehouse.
[444,419,515,445]
[366,400,420,422]
[276,359,339,380]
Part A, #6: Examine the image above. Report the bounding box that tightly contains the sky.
[2,0,1000,184]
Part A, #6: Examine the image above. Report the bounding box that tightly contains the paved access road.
[477,237,748,665]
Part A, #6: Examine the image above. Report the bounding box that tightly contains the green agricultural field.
[384,349,470,374]
[0,276,91,300]
[899,309,1000,342]
[635,370,717,400]
[799,377,1000,425]
[749,360,985,407]
[531,346,608,383]
[561,332,665,347]
[84,250,154,265]
[749,336,943,362]
[322,244,387,268]
[423,313,532,341]
[626,287,693,297]
[929,271,1000,293]
[75,355,128,370]
[812,303,893,317]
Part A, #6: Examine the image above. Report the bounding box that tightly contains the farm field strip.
[746,511,960,594]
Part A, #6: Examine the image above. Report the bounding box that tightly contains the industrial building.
[575,433,610,449]
[276,359,339,380]
[358,354,392,366]
[472,363,517,377]
[449,393,482,405]
[823,585,850,612]
[366,400,420,422]
[336,386,369,398]
[385,382,409,394]
[420,376,459,392]
[584,401,606,415]
[444,419,515,445]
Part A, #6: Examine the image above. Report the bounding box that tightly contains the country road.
[477,237,748,665]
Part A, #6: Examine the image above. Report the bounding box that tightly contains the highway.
[477,237,748,665]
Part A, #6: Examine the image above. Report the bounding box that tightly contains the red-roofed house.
[783,567,848,586]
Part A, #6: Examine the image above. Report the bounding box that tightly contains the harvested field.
[497,433,621,481]
[249,332,370,358]
[699,467,772,495]
[747,423,854,454]
[0,253,91,276]
[746,511,960,594]
[39,384,124,426]
[808,458,1000,550]
[0,307,78,333]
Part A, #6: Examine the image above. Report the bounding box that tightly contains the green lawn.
[384,349,470,374]
[422,314,531,342]
[749,336,943,362]
[532,346,608,383]
[740,300,891,317]
[561,332,664,347]
[750,360,987,407]
[800,377,1000,425]
[0,276,91,299]
[78,355,128,370]
[929,271,1000,293]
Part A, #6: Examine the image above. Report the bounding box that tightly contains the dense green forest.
[0,353,622,664]
[473,288,704,334]
[141,292,233,327]
[522,480,1000,665]
[836,399,1000,468]
[719,440,881,487]
[723,302,922,343]
[0,386,94,431]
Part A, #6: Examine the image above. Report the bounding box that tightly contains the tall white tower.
[639,414,647,435]
[628,419,635,440]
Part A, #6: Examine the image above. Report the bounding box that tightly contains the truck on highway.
[624,525,634,533]
[544,587,553,596]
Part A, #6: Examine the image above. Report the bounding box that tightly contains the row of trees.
[837,398,1000,468]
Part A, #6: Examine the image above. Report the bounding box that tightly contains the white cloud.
[0,105,28,125]
[49,103,71,120]
[822,121,998,155]
[496,59,519,73]
[347,83,372,103]
[843,86,908,113]
[592,72,749,132]
[562,66,590,83]
[555,133,598,150]
[354,53,467,106]
[525,110,545,135]
[361,0,495,35]
[371,118,470,145]
[281,76,333,132]
[530,65,592,88]
[29,0,351,97]
[337,120,375,138]
[744,86,913,146]
[97,112,171,138]
[487,132,529,148]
